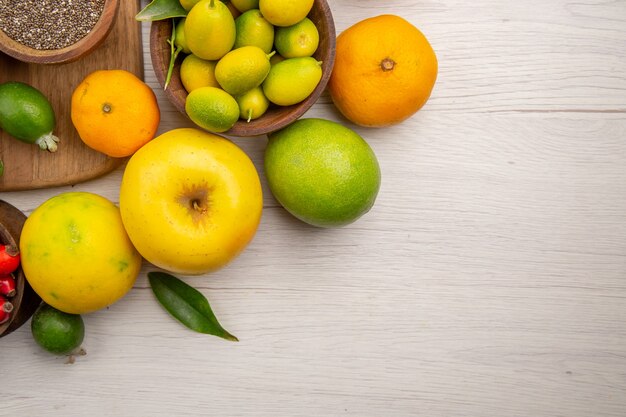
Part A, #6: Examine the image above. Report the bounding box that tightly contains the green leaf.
[148,271,238,341]
[135,0,187,21]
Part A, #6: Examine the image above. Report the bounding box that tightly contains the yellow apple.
[119,128,263,275]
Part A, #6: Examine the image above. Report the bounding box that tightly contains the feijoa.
[0,81,59,152]
[31,303,84,355]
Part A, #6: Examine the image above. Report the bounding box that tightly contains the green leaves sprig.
[135,1,187,90]
[148,271,238,342]
[135,0,187,21]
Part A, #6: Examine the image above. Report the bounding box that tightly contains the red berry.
[0,244,20,275]
[0,275,16,297]
[0,296,13,324]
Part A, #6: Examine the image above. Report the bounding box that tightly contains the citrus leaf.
[148,271,238,341]
[135,0,186,21]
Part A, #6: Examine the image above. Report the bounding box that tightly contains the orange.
[71,69,160,157]
[328,15,438,127]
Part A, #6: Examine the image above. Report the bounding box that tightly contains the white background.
[2,0,626,416]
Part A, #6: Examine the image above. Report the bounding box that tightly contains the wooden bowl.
[150,0,336,137]
[0,0,119,65]
[0,200,41,338]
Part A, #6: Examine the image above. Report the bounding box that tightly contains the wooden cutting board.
[0,1,143,191]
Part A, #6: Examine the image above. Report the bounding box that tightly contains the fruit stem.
[192,199,207,213]
[267,50,276,60]
[168,47,183,88]
[381,58,395,72]
[1,299,13,313]
[4,245,18,257]
[246,109,253,123]
[35,132,60,152]
[165,19,183,90]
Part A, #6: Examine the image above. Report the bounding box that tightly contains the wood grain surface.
[0,0,142,191]
[1,1,626,416]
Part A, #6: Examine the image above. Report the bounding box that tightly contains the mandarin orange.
[328,15,438,127]
[70,70,160,158]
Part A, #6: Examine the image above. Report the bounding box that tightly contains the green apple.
[264,118,381,228]
[119,128,263,275]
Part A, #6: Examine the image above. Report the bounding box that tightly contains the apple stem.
[192,200,207,213]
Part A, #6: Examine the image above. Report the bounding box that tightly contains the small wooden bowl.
[0,0,119,65]
[150,0,336,137]
[0,200,41,338]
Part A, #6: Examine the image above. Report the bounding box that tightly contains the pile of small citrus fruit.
[177,0,323,132]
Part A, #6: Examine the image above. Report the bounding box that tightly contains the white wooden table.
[3,1,626,416]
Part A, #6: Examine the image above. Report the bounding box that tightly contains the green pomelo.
[264,118,381,228]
